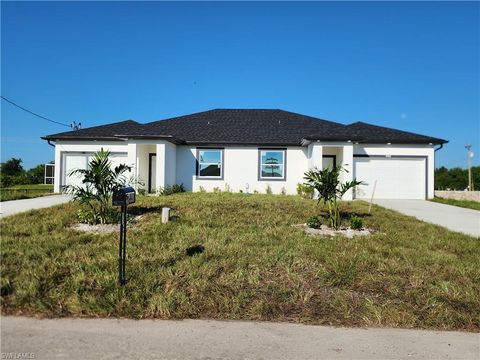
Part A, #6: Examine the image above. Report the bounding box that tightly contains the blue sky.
[1,1,479,169]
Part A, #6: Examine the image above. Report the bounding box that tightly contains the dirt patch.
[293,224,375,238]
[71,215,144,234]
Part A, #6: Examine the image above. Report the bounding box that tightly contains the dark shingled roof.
[42,120,142,141]
[344,122,447,144]
[42,109,448,145]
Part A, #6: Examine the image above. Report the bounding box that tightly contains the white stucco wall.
[154,141,177,191]
[52,140,437,199]
[176,146,308,194]
[136,144,155,191]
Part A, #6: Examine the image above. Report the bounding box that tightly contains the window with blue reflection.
[260,150,285,179]
[198,149,222,178]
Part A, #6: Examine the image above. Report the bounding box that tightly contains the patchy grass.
[0,184,54,202]
[1,193,479,331]
[430,196,480,211]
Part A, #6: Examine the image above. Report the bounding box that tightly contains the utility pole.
[465,144,474,191]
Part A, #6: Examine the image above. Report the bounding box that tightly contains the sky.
[1,1,479,169]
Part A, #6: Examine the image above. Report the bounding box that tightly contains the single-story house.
[42,109,447,200]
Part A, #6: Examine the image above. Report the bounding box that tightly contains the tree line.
[435,166,479,190]
[0,158,48,187]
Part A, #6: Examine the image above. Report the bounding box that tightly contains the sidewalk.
[1,316,478,360]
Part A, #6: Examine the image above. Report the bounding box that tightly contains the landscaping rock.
[71,223,118,234]
[294,224,373,238]
[71,215,144,234]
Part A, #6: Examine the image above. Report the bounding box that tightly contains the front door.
[322,156,336,169]
[149,154,156,193]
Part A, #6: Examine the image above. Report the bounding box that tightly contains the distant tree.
[435,166,480,190]
[27,164,45,184]
[0,158,26,187]
[1,158,24,176]
[0,159,52,187]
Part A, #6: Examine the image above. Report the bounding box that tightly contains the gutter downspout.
[47,140,55,147]
[432,143,444,199]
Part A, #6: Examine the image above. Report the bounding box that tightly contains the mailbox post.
[112,187,136,286]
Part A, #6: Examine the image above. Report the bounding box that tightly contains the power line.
[1,96,71,128]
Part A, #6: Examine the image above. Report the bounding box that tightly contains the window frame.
[196,148,224,180]
[258,148,287,181]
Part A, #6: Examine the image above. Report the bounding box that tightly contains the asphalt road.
[1,317,479,360]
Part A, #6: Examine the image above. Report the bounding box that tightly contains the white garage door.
[64,154,90,188]
[63,153,129,188]
[353,157,426,200]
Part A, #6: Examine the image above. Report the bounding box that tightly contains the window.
[259,149,286,180]
[44,163,55,184]
[197,149,223,178]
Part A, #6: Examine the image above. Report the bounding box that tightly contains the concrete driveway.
[373,199,480,237]
[0,194,70,218]
[2,317,479,360]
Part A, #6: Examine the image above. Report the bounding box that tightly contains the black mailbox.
[112,187,136,206]
[112,186,136,286]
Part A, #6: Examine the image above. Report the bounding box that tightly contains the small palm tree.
[66,149,131,224]
[303,166,363,230]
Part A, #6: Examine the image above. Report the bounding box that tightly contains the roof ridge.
[277,109,346,127]
[84,119,139,128]
[145,109,219,125]
[348,121,431,135]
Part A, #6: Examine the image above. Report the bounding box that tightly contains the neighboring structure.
[42,109,447,199]
[44,163,55,184]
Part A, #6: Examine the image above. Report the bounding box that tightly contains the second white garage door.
[353,156,426,200]
[62,152,129,188]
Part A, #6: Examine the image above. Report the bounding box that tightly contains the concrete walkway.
[0,194,70,218]
[373,199,480,237]
[1,317,478,360]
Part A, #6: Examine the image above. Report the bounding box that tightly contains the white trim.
[259,149,286,180]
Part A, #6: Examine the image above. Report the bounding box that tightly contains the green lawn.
[1,193,479,331]
[430,196,480,211]
[0,184,54,202]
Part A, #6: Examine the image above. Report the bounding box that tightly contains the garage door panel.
[63,153,129,188]
[353,157,426,200]
[64,155,88,187]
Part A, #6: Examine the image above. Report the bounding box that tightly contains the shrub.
[76,207,122,225]
[66,149,131,224]
[281,186,287,195]
[350,216,363,230]
[158,184,185,196]
[304,166,363,230]
[307,215,322,229]
[137,188,146,196]
[266,184,272,195]
[213,187,221,193]
[297,183,314,199]
[199,186,206,193]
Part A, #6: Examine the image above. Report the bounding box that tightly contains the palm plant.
[66,149,132,224]
[303,166,363,230]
